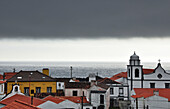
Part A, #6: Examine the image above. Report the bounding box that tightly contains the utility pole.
[81,95,83,109]
[136,98,138,109]
[70,66,73,78]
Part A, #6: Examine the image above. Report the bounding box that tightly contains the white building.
[127,52,170,92]
[0,81,6,99]
[111,52,170,108]
[98,77,129,108]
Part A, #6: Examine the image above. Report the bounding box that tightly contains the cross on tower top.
[158,59,161,63]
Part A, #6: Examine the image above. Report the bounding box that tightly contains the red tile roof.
[0,94,46,106]
[74,80,80,82]
[4,72,18,80]
[0,74,3,79]
[110,69,154,81]
[55,96,89,103]
[43,96,89,104]
[132,88,170,101]
[143,69,154,74]
[43,96,65,104]
[0,80,6,84]
[1,100,40,109]
[110,72,127,81]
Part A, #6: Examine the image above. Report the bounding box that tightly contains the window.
[15,86,18,92]
[110,88,114,94]
[100,95,104,104]
[150,83,155,88]
[119,88,123,94]
[24,87,29,95]
[86,108,90,109]
[47,87,52,93]
[135,69,139,77]
[36,87,41,93]
[31,90,34,94]
[165,83,170,88]
[73,91,77,96]
[128,69,130,77]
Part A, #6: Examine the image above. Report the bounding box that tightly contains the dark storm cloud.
[0,0,170,39]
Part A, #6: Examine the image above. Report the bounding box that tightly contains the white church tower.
[127,52,143,91]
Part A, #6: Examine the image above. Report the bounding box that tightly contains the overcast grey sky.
[0,0,170,62]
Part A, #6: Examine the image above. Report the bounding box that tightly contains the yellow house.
[6,69,56,96]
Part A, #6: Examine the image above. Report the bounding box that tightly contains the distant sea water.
[0,62,170,78]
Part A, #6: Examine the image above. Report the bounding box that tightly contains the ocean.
[0,62,170,78]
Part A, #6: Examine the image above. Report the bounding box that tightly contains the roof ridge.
[15,100,40,108]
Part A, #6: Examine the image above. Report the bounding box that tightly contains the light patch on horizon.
[0,38,170,62]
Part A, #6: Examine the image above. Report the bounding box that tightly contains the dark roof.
[98,78,120,84]
[65,82,90,89]
[55,78,71,83]
[7,71,56,82]
[95,83,110,90]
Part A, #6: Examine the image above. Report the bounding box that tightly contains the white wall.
[110,85,128,100]
[57,82,65,90]
[65,88,88,97]
[131,95,170,109]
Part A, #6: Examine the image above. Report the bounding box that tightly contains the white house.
[88,83,110,109]
[0,81,6,99]
[98,77,129,108]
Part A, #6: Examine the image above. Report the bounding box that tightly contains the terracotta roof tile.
[43,96,65,104]
[132,88,170,101]
[110,69,154,81]
[4,72,18,80]
[110,72,127,80]
[56,96,89,103]
[0,80,6,84]
[1,100,40,109]
[0,94,46,106]
[143,69,154,74]
[0,74,3,79]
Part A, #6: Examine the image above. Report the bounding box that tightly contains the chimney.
[42,68,49,76]
[31,96,33,105]
[90,80,97,86]
[153,90,159,96]
[73,77,76,81]
[3,73,5,81]
[89,73,96,82]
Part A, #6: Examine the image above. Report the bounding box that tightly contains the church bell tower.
[127,52,143,91]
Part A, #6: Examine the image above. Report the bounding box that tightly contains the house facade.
[6,69,56,96]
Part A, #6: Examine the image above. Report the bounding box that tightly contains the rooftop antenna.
[13,68,16,73]
[70,66,73,78]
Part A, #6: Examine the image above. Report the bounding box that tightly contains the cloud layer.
[0,0,170,39]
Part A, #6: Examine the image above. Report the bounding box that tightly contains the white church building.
[111,52,170,108]
[127,52,170,91]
